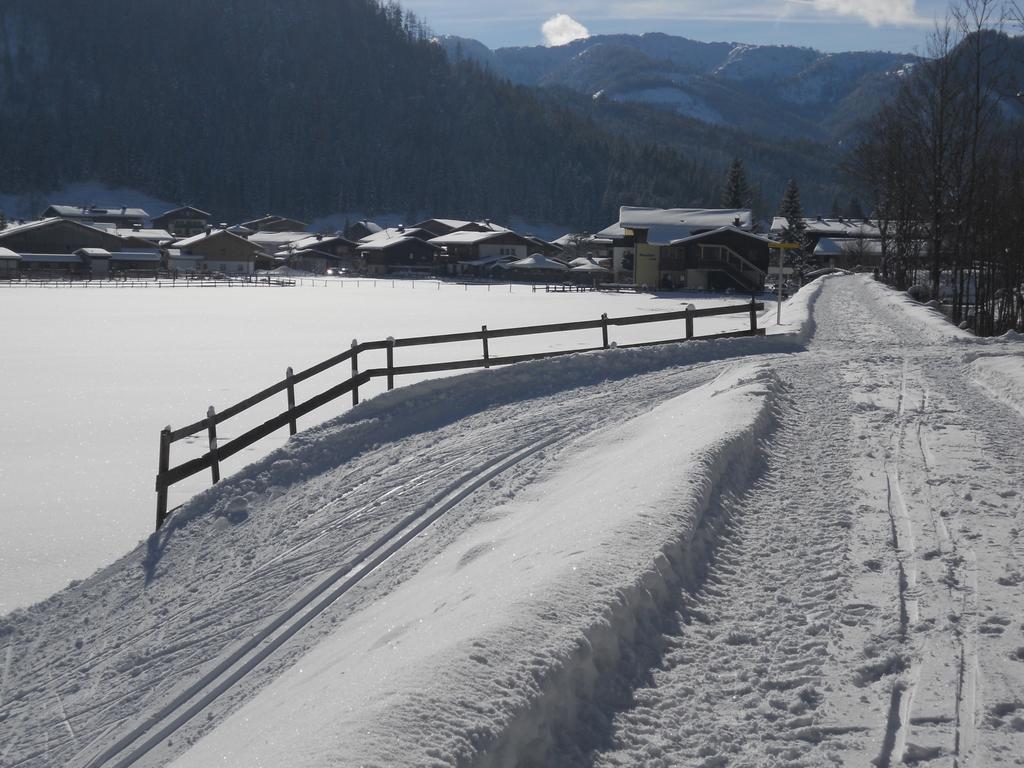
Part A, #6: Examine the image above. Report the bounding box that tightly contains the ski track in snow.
[1,276,1022,768]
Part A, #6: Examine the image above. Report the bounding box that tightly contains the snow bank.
[766,273,831,343]
[161,335,800,538]
[968,343,1024,417]
[171,361,781,767]
[856,275,978,343]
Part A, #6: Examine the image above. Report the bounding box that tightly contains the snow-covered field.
[3,275,1022,768]
[0,280,767,612]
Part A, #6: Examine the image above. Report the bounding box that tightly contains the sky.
[400,0,953,52]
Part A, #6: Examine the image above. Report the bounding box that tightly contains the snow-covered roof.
[287,233,353,251]
[356,236,439,252]
[667,226,772,247]
[104,227,175,243]
[599,207,754,244]
[360,227,432,244]
[502,254,568,270]
[75,248,111,257]
[247,231,309,247]
[173,228,256,249]
[0,246,21,260]
[770,217,880,238]
[570,261,611,272]
[814,236,883,257]
[44,204,149,220]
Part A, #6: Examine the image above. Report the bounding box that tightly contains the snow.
[0,281,766,613]
[3,274,1022,768]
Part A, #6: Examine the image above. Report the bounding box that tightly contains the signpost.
[768,242,801,325]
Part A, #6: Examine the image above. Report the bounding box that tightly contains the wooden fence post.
[482,325,490,367]
[685,304,695,339]
[286,366,297,435]
[386,337,395,390]
[601,313,609,349]
[351,339,360,405]
[155,426,171,530]
[749,298,758,334]
[207,406,221,484]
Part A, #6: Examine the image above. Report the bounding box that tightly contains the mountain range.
[437,32,920,144]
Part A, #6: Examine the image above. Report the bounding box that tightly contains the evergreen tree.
[847,197,866,219]
[721,157,752,208]
[778,178,813,284]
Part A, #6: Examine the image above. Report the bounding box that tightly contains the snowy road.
[1,276,1021,768]
[589,279,1024,767]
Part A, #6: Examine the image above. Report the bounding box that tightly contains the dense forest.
[0,0,736,230]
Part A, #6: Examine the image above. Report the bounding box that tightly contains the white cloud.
[808,0,920,26]
[541,13,590,46]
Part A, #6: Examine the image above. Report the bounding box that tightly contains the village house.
[599,207,768,291]
[151,206,211,238]
[277,233,358,273]
[41,204,149,228]
[0,218,128,255]
[0,247,21,277]
[427,230,538,274]
[170,228,261,274]
[356,235,442,275]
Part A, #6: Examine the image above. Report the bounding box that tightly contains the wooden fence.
[154,300,765,529]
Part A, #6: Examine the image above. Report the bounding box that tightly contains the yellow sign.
[769,242,802,250]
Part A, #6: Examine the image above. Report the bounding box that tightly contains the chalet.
[152,206,211,238]
[248,230,310,257]
[0,218,128,254]
[0,247,20,277]
[356,236,442,275]
[172,229,261,273]
[277,233,358,273]
[427,230,536,274]
[600,207,767,291]
[769,216,880,252]
[42,204,149,228]
[813,236,883,270]
[241,214,309,232]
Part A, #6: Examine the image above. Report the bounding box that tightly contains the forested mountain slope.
[0,0,711,229]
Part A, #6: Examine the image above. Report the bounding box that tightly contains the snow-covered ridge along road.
[3,276,1022,768]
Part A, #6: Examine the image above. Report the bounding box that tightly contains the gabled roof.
[360,227,433,244]
[814,236,883,257]
[153,205,210,220]
[241,214,309,231]
[173,228,258,249]
[0,217,129,246]
[667,225,772,246]
[427,230,530,246]
[770,217,880,238]
[604,207,754,245]
[356,236,441,252]
[288,233,356,251]
[43,204,149,220]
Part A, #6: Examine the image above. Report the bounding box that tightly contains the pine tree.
[847,197,865,220]
[721,158,752,209]
[778,178,813,284]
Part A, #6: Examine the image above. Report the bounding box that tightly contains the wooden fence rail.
[154,300,765,529]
